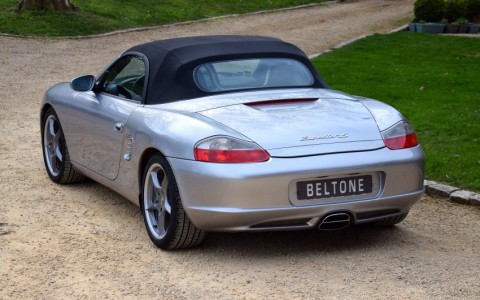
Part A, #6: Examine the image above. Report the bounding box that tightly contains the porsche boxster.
[41,35,425,249]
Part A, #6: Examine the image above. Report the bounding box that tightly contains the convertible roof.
[125,35,326,104]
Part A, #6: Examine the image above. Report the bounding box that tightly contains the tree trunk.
[17,0,75,12]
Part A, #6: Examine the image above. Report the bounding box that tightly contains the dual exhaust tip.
[318,212,351,230]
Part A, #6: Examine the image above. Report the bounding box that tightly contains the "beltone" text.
[306,178,364,197]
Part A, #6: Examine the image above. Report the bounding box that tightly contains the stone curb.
[424,180,480,207]
[3,3,477,207]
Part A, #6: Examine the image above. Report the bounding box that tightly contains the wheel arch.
[138,147,166,205]
[137,148,205,249]
[40,105,85,184]
[40,104,54,127]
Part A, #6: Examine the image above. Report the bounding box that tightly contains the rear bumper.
[169,146,425,231]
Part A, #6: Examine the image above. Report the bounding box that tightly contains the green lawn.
[0,0,327,36]
[2,2,478,191]
[312,32,480,191]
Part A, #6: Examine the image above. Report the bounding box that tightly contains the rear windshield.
[193,58,314,92]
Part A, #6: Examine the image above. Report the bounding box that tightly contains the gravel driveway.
[1,0,479,299]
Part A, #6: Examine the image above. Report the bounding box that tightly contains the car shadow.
[197,225,417,256]
[61,179,420,255]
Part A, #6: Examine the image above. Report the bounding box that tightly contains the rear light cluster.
[194,136,270,163]
[381,121,419,150]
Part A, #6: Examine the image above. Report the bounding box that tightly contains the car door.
[67,55,146,180]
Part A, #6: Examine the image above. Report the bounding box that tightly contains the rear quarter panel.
[112,105,255,204]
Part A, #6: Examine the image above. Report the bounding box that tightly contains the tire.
[41,108,84,184]
[141,153,205,250]
[374,212,409,227]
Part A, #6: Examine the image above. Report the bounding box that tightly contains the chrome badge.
[300,133,348,141]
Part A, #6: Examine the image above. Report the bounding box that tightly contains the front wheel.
[141,154,205,250]
[41,108,84,184]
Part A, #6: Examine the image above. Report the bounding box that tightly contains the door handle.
[114,122,124,133]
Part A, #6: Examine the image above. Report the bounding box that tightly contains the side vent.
[122,135,134,161]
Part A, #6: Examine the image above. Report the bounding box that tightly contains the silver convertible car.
[41,35,425,249]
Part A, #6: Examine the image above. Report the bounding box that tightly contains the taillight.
[194,136,270,163]
[382,121,419,150]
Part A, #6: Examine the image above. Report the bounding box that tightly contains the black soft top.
[126,35,326,104]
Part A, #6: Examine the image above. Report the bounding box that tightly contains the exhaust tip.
[319,213,351,230]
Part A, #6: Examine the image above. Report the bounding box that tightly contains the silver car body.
[42,82,425,232]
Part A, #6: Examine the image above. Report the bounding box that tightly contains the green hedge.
[414,0,446,22]
[414,0,480,22]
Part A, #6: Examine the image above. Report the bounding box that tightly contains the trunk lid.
[198,95,384,157]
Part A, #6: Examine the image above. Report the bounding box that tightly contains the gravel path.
[1,0,479,299]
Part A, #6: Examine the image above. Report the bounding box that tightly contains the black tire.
[374,212,409,227]
[41,108,84,184]
[141,153,205,250]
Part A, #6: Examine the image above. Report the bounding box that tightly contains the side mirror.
[71,75,96,92]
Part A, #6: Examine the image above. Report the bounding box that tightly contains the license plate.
[296,175,373,200]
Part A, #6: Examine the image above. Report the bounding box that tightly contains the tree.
[16,0,75,12]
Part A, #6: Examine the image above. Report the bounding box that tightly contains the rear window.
[193,58,314,92]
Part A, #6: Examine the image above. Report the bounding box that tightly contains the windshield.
[193,58,314,92]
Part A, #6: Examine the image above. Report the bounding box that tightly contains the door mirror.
[71,75,96,92]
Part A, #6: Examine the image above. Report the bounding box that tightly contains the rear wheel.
[374,212,409,227]
[41,108,84,184]
[141,154,205,250]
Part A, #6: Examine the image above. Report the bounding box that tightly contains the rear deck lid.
[198,97,384,157]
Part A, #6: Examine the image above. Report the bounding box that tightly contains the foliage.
[445,0,467,23]
[465,0,480,21]
[415,0,480,23]
[0,0,327,36]
[414,0,446,22]
[312,32,480,191]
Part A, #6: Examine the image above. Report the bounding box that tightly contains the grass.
[312,32,480,191]
[2,2,478,191]
[0,0,327,36]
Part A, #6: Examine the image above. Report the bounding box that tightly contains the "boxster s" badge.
[300,133,348,141]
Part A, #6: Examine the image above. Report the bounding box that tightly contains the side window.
[100,55,146,102]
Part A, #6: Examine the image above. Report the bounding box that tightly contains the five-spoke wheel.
[143,162,173,240]
[41,108,84,184]
[141,154,205,249]
[44,114,63,177]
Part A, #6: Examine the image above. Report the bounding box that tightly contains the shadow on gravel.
[199,226,415,256]
[58,179,418,255]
